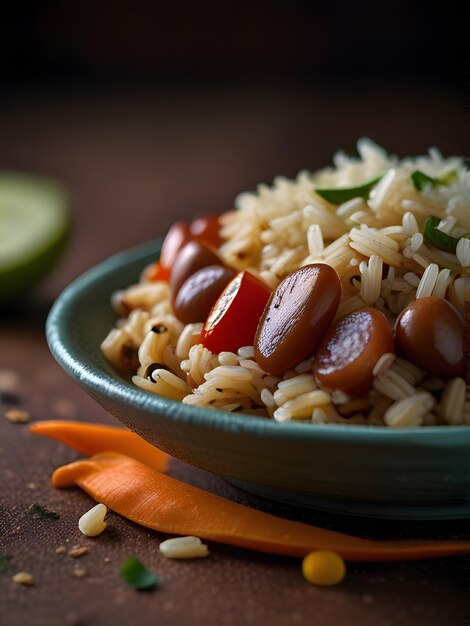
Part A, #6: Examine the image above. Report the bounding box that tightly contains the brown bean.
[314,307,394,396]
[170,241,224,301]
[254,264,341,375]
[395,296,465,379]
[173,265,237,324]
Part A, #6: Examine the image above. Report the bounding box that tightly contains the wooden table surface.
[1,84,470,626]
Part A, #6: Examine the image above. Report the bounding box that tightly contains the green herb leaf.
[411,170,435,190]
[29,503,60,521]
[423,216,460,253]
[120,557,159,590]
[0,553,8,573]
[314,174,383,204]
[411,169,458,191]
[438,170,458,186]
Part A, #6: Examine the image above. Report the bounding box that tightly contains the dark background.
[1,1,469,90]
[1,1,469,291]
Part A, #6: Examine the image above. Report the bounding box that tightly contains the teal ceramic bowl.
[46,240,470,520]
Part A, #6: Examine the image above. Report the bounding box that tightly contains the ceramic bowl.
[46,240,470,520]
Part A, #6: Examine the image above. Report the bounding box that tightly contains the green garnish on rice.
[314,174,383,204]
[423,216,461,253]
[411,169,458,191]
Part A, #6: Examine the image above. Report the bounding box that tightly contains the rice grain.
[415,263,439,299]
[439,377,466,425]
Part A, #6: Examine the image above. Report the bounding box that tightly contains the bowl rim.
[46,238,470,447]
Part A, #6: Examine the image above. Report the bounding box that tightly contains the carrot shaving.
[30,421,171,472]
[52,452,470,562]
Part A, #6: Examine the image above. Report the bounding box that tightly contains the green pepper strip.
[423,216,460,253]
[410,169,458,191]
[314,174,383,205]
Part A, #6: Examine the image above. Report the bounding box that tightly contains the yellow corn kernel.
[302,551,346,586]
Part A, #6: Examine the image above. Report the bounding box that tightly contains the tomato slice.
[190,214,223,248]
[147,260,171,282]
[201,271,271,354]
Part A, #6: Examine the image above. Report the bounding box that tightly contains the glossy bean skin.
[170,241,224,300]
[314,307,394,396]
[173,265,237,324]
[150,216,223,283]
[395,296,465,379]
[254,264,341,375]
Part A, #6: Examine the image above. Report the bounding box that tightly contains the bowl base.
[226,478,470,520]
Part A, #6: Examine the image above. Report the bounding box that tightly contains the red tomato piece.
[190,214,223,248]
[147,261,171,283]
[201,271,271,354]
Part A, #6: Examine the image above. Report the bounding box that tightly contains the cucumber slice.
[314,174,383,204]
[0,172,69,303]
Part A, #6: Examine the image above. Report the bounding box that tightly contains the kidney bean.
[174,265,237,324]
[395,296,465,380]
[314,307,394,396]
[254,264,341,375]
[170,241,224,301]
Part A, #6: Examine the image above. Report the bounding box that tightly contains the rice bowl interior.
[101,139,470,429]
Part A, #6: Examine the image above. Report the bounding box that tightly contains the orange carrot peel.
[29,420,171,472]
[52,451,470,562]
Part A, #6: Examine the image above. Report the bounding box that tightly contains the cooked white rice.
[101,139,470,427]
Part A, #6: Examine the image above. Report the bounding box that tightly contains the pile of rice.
[101,139,470,427]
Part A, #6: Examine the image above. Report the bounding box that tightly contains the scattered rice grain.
[68,546,89,559]
[4,409,30,423]
[73,567,87,578]
[79,503,108,537]
[12,572,34,586]
[159,536,209,559]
